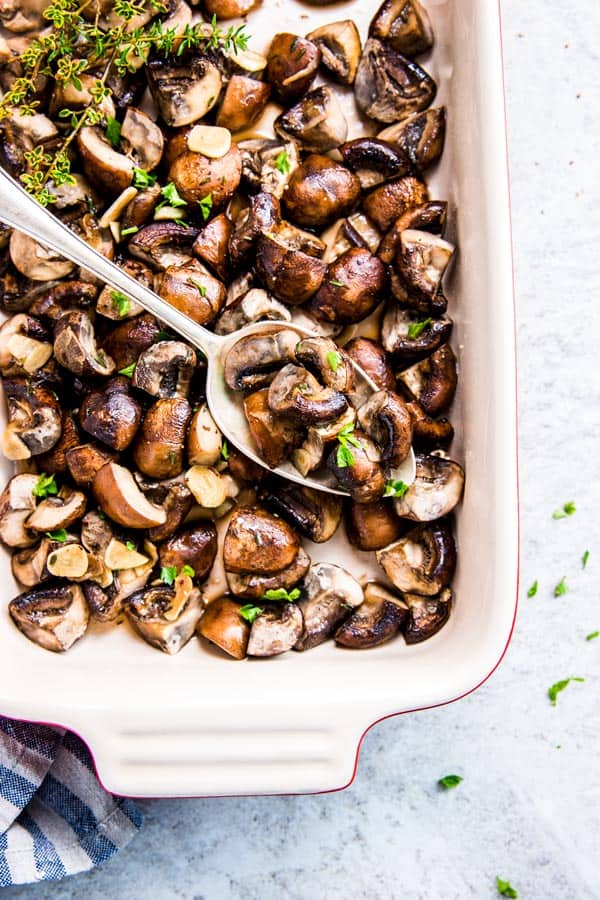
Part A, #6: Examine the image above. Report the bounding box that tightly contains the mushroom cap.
[147,54,223,128]
[283,155,361,230]
[355,39,437,124]
[26,486,87,533]
[308,248,386,326]
[133,341,196,399]
[256,231,326,306]
[159,523,218,581]
[53,310,115,378]
[267,364,348,425]
[403,587,452,644]
[77,125,135,195]
[358,389,414,468]
[346,498,404,552]
[168,145,242,208]
[335,582,408,649]
[362,174,429,233]
[266,33,321,104]
[393,453,464,521]
[224,328,299,393]
[275,86,348,153]
[126,583,203,654]
[79,377,142,451]
[327,429,386,503]
[260,482,343,544]
[344,337,396,391]
[376,520,457,596]
[133,397,192,480]
[2,378,62,457]
[9,231,75,282]
[223,507,300,575]
[93,462,167,529]
[369,0,434,58]
[307,19,362,85]
[397,344,458,416]
[295,336,356,394]
[197,597,250,660]
[0,473,38,548]
[244,388,304,469]
[247,602,304,657]
[295,562,364,651]
[9,583,89,653]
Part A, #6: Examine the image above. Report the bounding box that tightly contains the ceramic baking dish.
[0,0,517,797]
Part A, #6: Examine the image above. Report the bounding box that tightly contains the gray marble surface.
[6,0,600,897]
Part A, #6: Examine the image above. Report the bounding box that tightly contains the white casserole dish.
[0,0,518,797]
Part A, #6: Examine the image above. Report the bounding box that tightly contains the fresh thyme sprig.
[0,3,250,204]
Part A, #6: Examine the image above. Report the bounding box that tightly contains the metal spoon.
[0,167,415,495]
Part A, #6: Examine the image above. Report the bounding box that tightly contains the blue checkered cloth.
[0,717,141,885]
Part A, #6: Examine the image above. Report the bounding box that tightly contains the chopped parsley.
[527,580,538,598]
[45,528,67,543]
[199,193,213,221]
[554,576,568,597]
[156,330,173,341]
[125,541,136,552]
[385,479,409,499]
[582,549,590,568]
[263,587,301,603]
[274,150,291,175]
[548,677,584,705]
[32,472,58,499]
[180,565,195,578]
[158,182,187,210]
[407,318,432,340]
[336,423,360,468]
[496,877,518,898]
[105,116,121,150]
[552,501,576,519]
[168,451,177,465]
[118,362,136,378]
[160,566,178,586]
[190,278,207,297]
[438,774,463,790]
[327,350,342,372]
[239,604,263,624]
[121,226,139,237]
[328,279,345,288]
[221,440,229,461]
[132,168,157,189]
[111,290,131,317]
[586,631,599,641]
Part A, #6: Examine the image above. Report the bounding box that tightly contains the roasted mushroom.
[244,388,303,468]
[358,390,413,467]
[256,227,326,306]
[77,126,135,195]
[168,145,242,209]
[128,223,198,271]
[98,312,160,371]
[381,305,452,360]
[340,138,409,190]
[344,337,396,391]
[335,582,408,649]
[9,583,89,653]
[216,75,271,134]
[275,87,348,153]
[93,462,167,528]
[126,580,203,654]
[0,473,38,548]
[35,411,80,475]
[202,0,261,19]
[2,379,62,460]
[247,602,304,657]
[133,397,192,479]
[157,261,226,325]
[229,192,280,271]
[197,597,250,660]
[327,430,386,503]
[0,313,52,376]
[158,522,218,581]
[224,328,299,392]
[378,201,448,265]
[307,20,362,85]
[147,53,223,127]
[79,377,142,451]
[215,289,291,336]
[362,175,429,233]
[53,310,115,378]
[308,248,386,325]
[396,229,454,302]
[268,364,348,425]
[369,0,434,57]
[377,520,456,595]
[294,562,363,651]
[396,344,458,415]
[193,213,232,280]
[260,481,343,543]
[355,39,436,123]
[120,107,164,172]
[294,337,355,395]
[238,138,300,198]
[379,107,446,172]
[346,497,404,552]
[9,231,74,282]
[406,401,454,450]
[266,33,320,104]
[393,453,464,521]
[146,479,194,542]
[26,485,86,533]
[187,404,222,467]
[283,155,361,230]
[403,587,452,643]
[65,442,117,487]
[132,341,196,400]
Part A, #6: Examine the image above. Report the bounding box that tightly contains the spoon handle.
[0,167,221,358]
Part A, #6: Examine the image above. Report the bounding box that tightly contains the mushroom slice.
[93,462,167,529]
[244,389,304,469]
[295,337,356,394]
[369,0,434,57]
[66,443,118,488]
[377,520,456,596]
[394,453,464,521]
[120,107,164,172]
[192,213,232,281]
[238,138,300,199]
[146,54,223,127]
[403,587,452,644]
[247,603,304,657]
[80,510,114,556]
[294,562,363,651]
[2,379,62,459]
[345,337,396,391]
[224,507,300,576]
[256,231,326,306]
[128,223,198,271]
[358,390,413,467]
[268,364,348,425]
[53,310,115,378]
[197,597,250,660]
[146,480,194,543]
[396,229,455,302]
[379,107,446,172]
[381,305,452,360]
[77,126,135,195]
[215,289,291,336]
[0,474,38,548]
[397,344,458,416]
[355,39,437,124]
[82,582,122,623]
[9,231,74,282]
[340,138,409,190]
[224,328,299,392]
[79,377,142,451]
[133,398,192,480]
[9,584,89,653]
[126,583,203,654]
[346,498,404,552]
[335,582,408,649]
[159,523,218,581]
[133,341,196,399]
[307,20,362,85]
[266,33,321,104]
[275,86,348,153]
[187,404,222,466]
[0,313,52,376]
[260,482,343,544]
[26,486,87,533]
[11,538,55,588]
[327,429,386,503]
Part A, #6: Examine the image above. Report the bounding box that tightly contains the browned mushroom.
[187,404,222,466]
[275,86,348,153]
[327,429,386,503]
[256,230,326,306]
[65,442,118,487]
[335,581,408,649]
[224,328,299,392]
[128,223,198,271]
[295,336,356,394]
[0,313,52,376]
[369,0,434,57]
[307,20,362,85]
[379,107,446,173]
[395,229,455,303]
[147,53,223,127]
[9,231,75,282]
[33,411,80,475]
[283,155,361,230]
[28,281,98,323]
[229,192,280,271]
[294,562,363,651]
[355,39,436,123]
[226,446,266,487]
[0,474,38,548]
[344,337,396,391]
[2,379,62,460]
[120,107,164,172]
[197,597,250,660]
[126,580,203,654]
[268,364,348,425]
[403,587,452,643]
[216,75,271,133]
[358,390,413,467]
[77,126,135,195]
[202,0,261,20]
[96,260,152,321]
[396,344,458,415]
[238,138,300,198]
[132,341,196,400]
[158,522,218,581]
[378,201,448,265]
[26,485,86,533]
[346,498,405,551]
[146,479,194,542]
[53,310,115,378]
[157,262,226,325]
[377,520,456,595]
[247,602,304,657]
[192,213,232,280]
[381,306,452,361]
[132,398,192,479]
[406,401,454,449]
[93,462,167,529]
[362,175,429,233]
[260,481,343,543]
[244,388,304,468]
[308,248,386,325]
[101,313,160,371]
[215,289,291,336]
[168,145,242,209]
[79,377,142,451]
[9,583,89,653]
[224,507,300,575]
[340,138,410,190]
[266,33,320,104]
[393,453,464,521]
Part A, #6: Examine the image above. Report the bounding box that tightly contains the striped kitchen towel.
[0,717,141,886]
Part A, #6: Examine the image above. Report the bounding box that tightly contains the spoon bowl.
[0,167,416,495]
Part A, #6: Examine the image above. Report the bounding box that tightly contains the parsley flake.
[407,318,432,340]
[111,290,131,317]
[548,677,584,705]
[160,565,178,586]
[190,278,207,297]
[327,350,342,372]
[496,877,518,898]
[181,565,195,578]
[132,168,157,189]
[328,279,345,288]
[125,541,136,552]
[552,501,576,519]
[582,549,590,569]
[385,479,409,499]
[438,774,463,790]
[263,587,301,603]
[554,576,568,597]
[118,363,136,378]
[158,182,187,209]
[199,193,213,221]
[106,116,121,150]
[527,580,538,598]
[275,150,291,175]
[45,528,67,543]
[32,473,58,499]
[221,440,229,461]
[121,226,139,237]
[586,631,599,641]
[335,423,360,468]
[239,604,263,624]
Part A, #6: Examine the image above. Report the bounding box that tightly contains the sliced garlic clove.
[104,538,149,570]
[187,125,232,159]
[185,466,228,509]
[47,544,89,579]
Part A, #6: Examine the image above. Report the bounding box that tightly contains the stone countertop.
[6,0,600,897]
